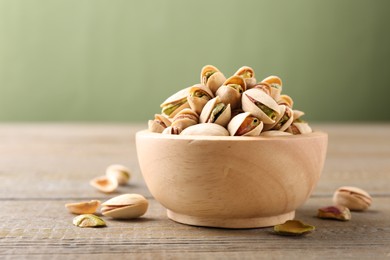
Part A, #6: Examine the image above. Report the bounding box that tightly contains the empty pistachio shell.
[234,66,257,89]
[106,164,131,185]
[160,87,191,118]
[73,214,106,228]
[317,205,351,221]
[101,194,149,219]
[90,175,118,193]
[333,186,372,211]
[274,220,315,236]
[200,65,226,94]
[65,200,101,214]
[180,123,229,136]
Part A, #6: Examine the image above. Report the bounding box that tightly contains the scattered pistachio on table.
[333,186,372,211]
[65,200,101,214]
[89,175,118,193]
[73,214,106,228]
[317,205,351,221]
[273,220,315,236]
[101,194,149,219]
[148,65,312,136]
[106,164,131,185]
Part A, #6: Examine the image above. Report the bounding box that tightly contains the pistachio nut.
[317,205,351,221]
[277,94,294,108]
[216,75,246,110]
[261,75,283,100]
[333,186,372,211]
[227,112,263,136]
[180,123,229,136]
[273,220,315,236]
[234,66,257,89]
[200,65,226,94]
[199,96,231,127]
[101,194,149,219]
[73,214,106,228]
[160,87,191,118]
[106,164,131,185]
[263,105,293,132]
[187,84,214,115]
[89,175,118,193]
[65,200,101,215]
[241,88,280,124]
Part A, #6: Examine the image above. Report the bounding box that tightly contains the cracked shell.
[65,200,101,214]
[160,87,191,118]
[234,66,257,89]
[148,114,172,133]
[216,75,246,110]
[187,84,214,115]
[199,96,231,127]
[200,65,226,94]
[261,75,283,100]
[227,112,263,136]
[101,194,149,219]
[263,105,293,132]
[242,88,280,124]
[171,108,199,130]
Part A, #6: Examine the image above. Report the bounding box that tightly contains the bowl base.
[167,210,295,229]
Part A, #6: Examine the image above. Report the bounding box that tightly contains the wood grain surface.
[0,123,389,259]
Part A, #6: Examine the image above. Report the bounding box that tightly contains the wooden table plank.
[0,123,389,259]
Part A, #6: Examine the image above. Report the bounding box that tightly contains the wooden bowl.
[136,130,328,228]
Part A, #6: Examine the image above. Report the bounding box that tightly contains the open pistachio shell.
[234,66,257,89]
[171,108,199,130]
[216,75,246,110]
[260,130,293,137]
[277,94,294,108]
[180,123,229,136]
[162,126,181,135]
[242,88,280,124]
[253,82,272,96]
[200,65,226,94]
[333,186,372,211]
[263,105,293,132]
[106,164,131,185]
[89,175,118,193]
[261,75,283,100]
[65,200,101,214]
[287,122,312,135]
[293,110,305,121]
[227,112,263,136]
[160,87,191,118]
[187,84,214,115]
[199,96,231,127]
[148,114,172,133]
[101,194,149,219]
[274,220,315,236]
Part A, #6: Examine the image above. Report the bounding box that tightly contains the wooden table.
[0,123,389,259]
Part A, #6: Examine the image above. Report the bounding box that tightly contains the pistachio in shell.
[216,75,246,110]
[277,94,294,108]
[261,75,283,100]
[263,105,293,132]
[227,112,263,136]
[180,123,229,136]
[199,96,231,127]
[273,220,315,236]
[241,88,280,124]
[160,87,191,118]
[234,66,257,89]
[333,186,372,211]
[171,108,199,130]
[101,193,149,219]
[317,205,351,221]
[200,65,226,94]
[187,84,214,115]
[148,114,172,133]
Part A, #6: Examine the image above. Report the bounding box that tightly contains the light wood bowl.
[136,130,328,228]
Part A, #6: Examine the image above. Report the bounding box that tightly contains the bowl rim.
[136,129,327,142]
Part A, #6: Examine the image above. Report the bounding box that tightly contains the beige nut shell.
[101,194,149,219]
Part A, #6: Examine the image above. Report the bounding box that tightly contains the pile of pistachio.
[148,65,312,136]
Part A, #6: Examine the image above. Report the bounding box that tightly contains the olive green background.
[1,0,389,122]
